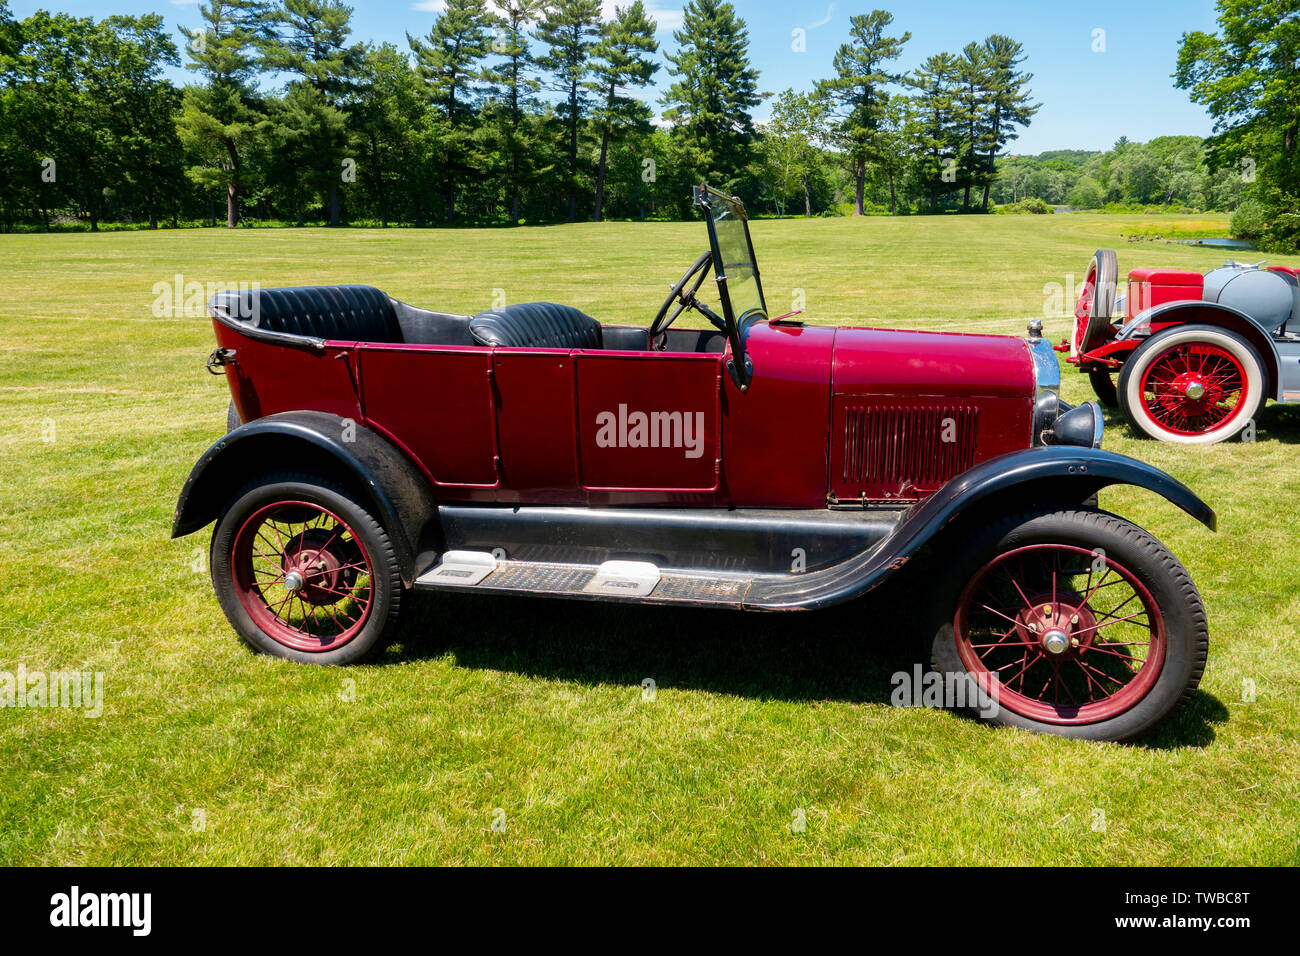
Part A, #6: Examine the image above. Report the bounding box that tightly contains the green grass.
[2,213,1298,865]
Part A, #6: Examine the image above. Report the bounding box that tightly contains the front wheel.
[930,507,1207,741]
[210,473,403,664]
[1117,325,1265,443]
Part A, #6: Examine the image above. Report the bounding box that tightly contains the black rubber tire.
[209,473,402,665]
[1116,324,1266,444]
[1073,249,1118,358]
[226,400,241,434]
[929,506,1208,742]
[1088,367,1119,408]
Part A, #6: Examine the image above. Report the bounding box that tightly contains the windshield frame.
[694,185,765,389]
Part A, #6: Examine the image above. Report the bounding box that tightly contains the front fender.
[746,446,1214,610]
[172,411,440,584]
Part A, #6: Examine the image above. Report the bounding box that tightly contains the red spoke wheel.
[1071,250,1118,360]
[211,475,402,664]
[232,501,374,652]
[930,508,1208,741]
[1118,325,1265,444]
[954,544,1164,725]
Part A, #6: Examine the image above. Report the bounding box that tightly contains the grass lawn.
[2,212,1298,865]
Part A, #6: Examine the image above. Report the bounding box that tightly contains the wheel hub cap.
[283,570,305,593]
[1042,629,1070,655]
[1184,380,1206,401]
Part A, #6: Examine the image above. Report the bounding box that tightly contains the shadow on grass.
[385,584,1228,749]
[1099,394,1300,444]
[390,587,917,707]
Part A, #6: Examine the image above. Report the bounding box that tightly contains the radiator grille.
[841,404,979,498]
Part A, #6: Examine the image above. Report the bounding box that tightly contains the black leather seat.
[469,302,603,349]
[209,285,404,342]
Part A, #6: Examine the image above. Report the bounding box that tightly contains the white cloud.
[806,4,835,31]
[411,0,446,12]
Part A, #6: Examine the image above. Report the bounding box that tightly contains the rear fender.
[746,446,1214,610]
[172,411,440,584]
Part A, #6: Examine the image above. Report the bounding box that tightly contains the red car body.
[216,319,1035,509]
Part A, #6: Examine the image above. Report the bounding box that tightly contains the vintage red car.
[1066,249,1300,443]
[174,187,1215,741]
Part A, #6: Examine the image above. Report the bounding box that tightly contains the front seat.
[468,302,603,350]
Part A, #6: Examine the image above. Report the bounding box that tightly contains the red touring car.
[174,187,1215,741]
[1067,249,1300,443]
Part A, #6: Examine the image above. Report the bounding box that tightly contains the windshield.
[697,186,767,326]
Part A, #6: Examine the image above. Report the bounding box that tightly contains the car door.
[573,349,723,494]
[358,344,500,488]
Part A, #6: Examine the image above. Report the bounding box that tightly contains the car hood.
[830,326,1034,398]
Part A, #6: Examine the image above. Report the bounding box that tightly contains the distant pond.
[1171,237,1255,250]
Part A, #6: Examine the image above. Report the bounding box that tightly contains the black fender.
[746,446,1214,610]
[1120,301,1280,398]
[172,411,440,584]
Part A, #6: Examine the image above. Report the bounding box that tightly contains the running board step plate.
[415,556,753,606]
[415,550,498,587]
[582,560,660,597]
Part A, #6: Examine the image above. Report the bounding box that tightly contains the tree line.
[0,0,1247,233]
[989,137,1248,212]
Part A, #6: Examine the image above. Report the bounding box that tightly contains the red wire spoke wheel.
[1118,325,1265,444]
[232,500,374,653]
[1071,250,1118,360]
[954,544,1165,725]
[210,475,402,664]
[929,508,1208,741]
[1139,342,1244,436]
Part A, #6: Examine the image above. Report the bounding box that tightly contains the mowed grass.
[2,213,1298,865]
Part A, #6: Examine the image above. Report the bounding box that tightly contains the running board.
[416,553,754,607]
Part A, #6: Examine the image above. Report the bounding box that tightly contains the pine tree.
[482,0,546,223]
[908,51,961,213]
[815,10,910,215]
[978,35,1038,211]
[408,0,492,222]
[589,0,658,222]
[177,0,271,227]
[535,0,601,221]
[263,0,363,226]
[350,42,423,227]
[661,0,760,191]
[954,41,991,211]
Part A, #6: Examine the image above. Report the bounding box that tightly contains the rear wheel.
[930,507,1207,741]
[210,474,402,664]
[1087,367,1119,408]
[1117,324,1265,443]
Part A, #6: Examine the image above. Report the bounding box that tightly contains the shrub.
[1230,199,1268,240]
[999,198,1053,215]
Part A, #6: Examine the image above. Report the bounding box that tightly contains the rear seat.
[208,285,474,345]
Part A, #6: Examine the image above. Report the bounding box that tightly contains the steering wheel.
[650,250,728,345]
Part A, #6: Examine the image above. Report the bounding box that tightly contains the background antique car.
[1065,249,1300,443]
[174,187,1216,742]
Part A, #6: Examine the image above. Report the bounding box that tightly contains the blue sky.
[11,0,1223,154]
